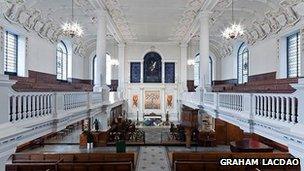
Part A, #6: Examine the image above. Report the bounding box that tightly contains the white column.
[0,25,8,80]
[94,10,110,99]
[117,43,125,92]
[180,43,188,92]
[198,12,210,103]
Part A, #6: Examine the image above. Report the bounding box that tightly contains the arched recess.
[193,53,215,86]
[143,52,162,83]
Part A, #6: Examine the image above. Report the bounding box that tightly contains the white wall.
[248,38,278,76]
[219,21,304,81]
[0,17,86,80]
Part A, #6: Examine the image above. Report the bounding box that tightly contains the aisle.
[136,146,170,171]
[138,127,169,144]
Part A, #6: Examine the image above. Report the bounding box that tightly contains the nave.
[1,0,304,170]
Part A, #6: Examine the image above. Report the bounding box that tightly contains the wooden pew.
[7,152,135,171]
[172,152,300,171]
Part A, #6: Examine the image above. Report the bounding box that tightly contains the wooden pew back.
[172,152,300,171]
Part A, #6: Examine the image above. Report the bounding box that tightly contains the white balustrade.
[253,93,298,124]
[8,92,53,122]
[63,92,88,111]
[180,91,200,105]
[180,90,299,128]
[204,92,216,108]
[218,93,245,113]
[4,90,117,123]
[91,92,103,105]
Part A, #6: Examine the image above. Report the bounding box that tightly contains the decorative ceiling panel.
[102,0,137,41]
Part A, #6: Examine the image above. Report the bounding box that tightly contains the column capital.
[198,10,211,20]
[180,43,188,48]
[118,43,126,48]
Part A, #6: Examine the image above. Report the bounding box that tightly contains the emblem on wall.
[132,95,139,108]
[166,95,173,108]
[144,91,160,109]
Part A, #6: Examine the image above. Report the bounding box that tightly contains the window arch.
[106,53,112,85]
[194,54,213,86]
[143,52,162,83]
[237,43,249,84]
[92,55,97,85]
[56,41,68,81]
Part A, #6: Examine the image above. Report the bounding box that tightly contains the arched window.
[143,52,162,83]
[106,53,112,85]
[56,41,68,81]
[194,54,213,86]
[237,43,249,84]
[92,55,97,85]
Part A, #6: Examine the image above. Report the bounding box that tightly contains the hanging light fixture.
[222,0,244,40]
[61,0,83,38]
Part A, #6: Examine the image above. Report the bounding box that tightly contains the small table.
[230,139,274,152]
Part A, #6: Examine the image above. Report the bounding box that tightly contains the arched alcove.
[143,52,162,83]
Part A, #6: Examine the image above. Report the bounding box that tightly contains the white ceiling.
[118,0,188,42]
[3,0,304,58]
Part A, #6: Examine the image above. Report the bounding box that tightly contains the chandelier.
[222,0,244,40]
[61,0,83,38]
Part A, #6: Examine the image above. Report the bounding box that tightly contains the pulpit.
[180,106,198,148]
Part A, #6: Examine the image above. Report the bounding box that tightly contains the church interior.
[0,0,304,170]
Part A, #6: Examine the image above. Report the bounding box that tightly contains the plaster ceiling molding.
[102,0,136,41]
[242,0,303,46]
[169,0,204,42]
[2,1,91,57]
[74,0,96,17]
[212,38,232,58]
[209,0,231,25]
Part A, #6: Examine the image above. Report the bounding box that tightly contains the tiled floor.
[21,127,230,171]
[44,128,82,144]
[137,146,170,171]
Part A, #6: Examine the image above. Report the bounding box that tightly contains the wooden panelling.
[216,119,288,152]
[172,152,300,171]
[9,70,93,92]
[215,119,244,145]
[187,80,196,92]
[212,72,298,93]
[8,152,135,171]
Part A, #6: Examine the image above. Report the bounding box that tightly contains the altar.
[124,51,181,122]
[126,83,180,122]
[142,113,163,126]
